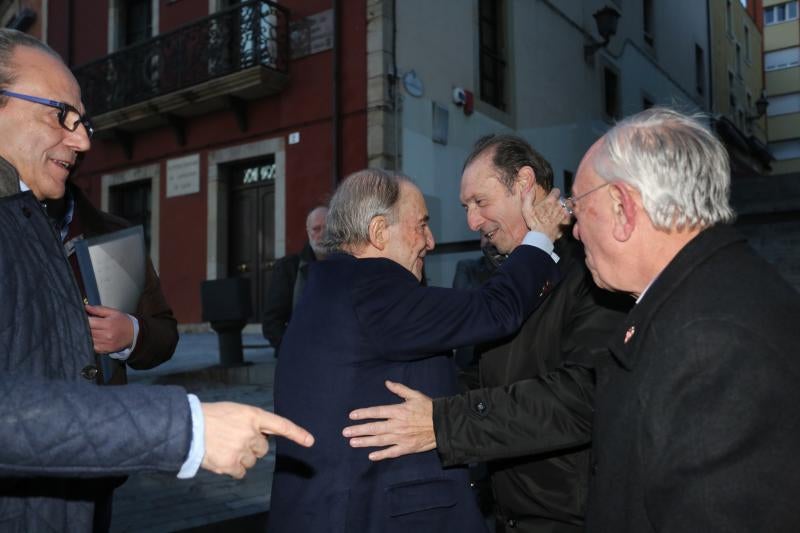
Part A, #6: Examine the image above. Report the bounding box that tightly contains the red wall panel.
[68,0,368,323]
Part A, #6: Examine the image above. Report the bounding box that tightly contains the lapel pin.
[624,325,636,344]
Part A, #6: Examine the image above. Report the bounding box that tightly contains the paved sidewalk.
[110,333,278,533]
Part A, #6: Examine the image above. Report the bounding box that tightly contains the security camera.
[452,87,466,106]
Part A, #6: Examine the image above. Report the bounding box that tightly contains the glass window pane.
[765,8,774,24]
[788,1,798,19]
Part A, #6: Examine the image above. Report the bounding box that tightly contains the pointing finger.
[257,411,315,447]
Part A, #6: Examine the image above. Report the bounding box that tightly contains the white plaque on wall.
[166,154,200,198]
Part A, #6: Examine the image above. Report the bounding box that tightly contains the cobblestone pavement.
[110,333,278,533]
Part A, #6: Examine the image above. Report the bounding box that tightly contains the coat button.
[475,401,486,413]
[81,365,98,380]
[507,519,517,528]
[21,205,31,218]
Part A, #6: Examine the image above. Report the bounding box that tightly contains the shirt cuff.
[521,231,560,263]
[107,315,139,361]
[177,394,205,479]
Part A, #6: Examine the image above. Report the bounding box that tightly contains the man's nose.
[465,208,483,232]
[65,125,91,152]
[425,226,435,251]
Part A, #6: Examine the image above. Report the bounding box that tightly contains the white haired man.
[571,107,800,531]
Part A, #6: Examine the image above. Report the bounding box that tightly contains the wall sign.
[166,154,200,198]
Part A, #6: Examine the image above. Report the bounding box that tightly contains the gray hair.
[320,168,409,252]
[0,29,62,106]
[596,107,735,230]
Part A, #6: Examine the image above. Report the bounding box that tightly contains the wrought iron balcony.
[73,0,289,136]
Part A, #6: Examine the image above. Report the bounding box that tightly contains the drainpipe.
[67,0,73,66]
[331,0,341,189]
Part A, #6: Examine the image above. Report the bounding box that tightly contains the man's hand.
[85,304,134,353]
[523,188,570,243]
[201,402,314,479]
[342,380,436,461]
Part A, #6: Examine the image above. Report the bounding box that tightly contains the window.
[767,92,800,116]
[109,179,152,253]
[695,44,705,95]
[765,1,799,25]
[603,66,620,121]
[563,171,574,196]
[736,43,742,77]
[643,0,654,46]
[765,47,800,70]
[744,25,751,62]
[770,138,800,160]
[726,1,733,35]
[479,0,507,111]
[121,0,153,47]
[729,90,737,114]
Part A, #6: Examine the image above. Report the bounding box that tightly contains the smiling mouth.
[484,230,497,241]
[51,159,73,170]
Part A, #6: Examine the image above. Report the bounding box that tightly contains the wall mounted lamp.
[584,6,621,62]
[746,92,770,123]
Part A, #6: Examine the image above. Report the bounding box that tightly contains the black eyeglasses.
[0,89,94,139]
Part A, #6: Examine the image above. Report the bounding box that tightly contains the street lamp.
[747,92,769,122]
[585,6,621,62]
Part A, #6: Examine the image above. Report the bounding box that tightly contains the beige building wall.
[710,0,767,139]
[384,0,708,286]
[763,0,800,173]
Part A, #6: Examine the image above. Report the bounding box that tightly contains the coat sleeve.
[261,256,297,351]
[0,374,192,477]
[433,364,595,466]
[127,257,179,370]
[353,246,560,361]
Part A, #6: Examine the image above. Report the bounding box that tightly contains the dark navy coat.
[270,245,559,533]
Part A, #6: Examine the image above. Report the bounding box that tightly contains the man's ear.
[367,215,388,250]
[515,165,535,195]
[609,183,638,242]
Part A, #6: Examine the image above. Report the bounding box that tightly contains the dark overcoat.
[269,245,560,533]
[434,238,630,533]
[588,225,800,532]
[261,242,318,355]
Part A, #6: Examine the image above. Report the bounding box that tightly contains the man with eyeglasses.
[343,134,630,533]
[0,28,314,533]
[1,67,180,388]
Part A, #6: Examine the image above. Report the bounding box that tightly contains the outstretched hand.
[342,380,436,461]
[522,188,570,243]
[201,402,314,479]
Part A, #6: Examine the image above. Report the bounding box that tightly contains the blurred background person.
[262,205,327,356]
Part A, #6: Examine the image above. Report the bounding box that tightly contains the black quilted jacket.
[0,158,192,532]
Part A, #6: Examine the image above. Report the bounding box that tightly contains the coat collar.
[0,155,22,199]
[608,225,746,370]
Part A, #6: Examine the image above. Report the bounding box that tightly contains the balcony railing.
[74,0,289,124]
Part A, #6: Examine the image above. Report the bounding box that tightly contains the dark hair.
[463,134,554,193]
